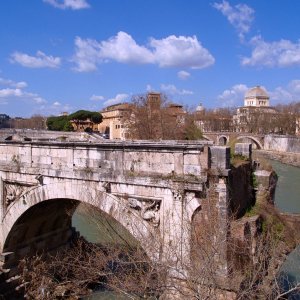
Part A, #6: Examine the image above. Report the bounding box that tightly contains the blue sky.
[1,0,300,117]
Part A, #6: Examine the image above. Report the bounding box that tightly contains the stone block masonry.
[0,138,243,294]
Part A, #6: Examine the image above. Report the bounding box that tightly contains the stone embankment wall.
[254,149,300,168]
[0,129,92,142]
[264,135,300,153]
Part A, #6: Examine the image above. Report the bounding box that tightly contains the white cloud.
[33,96,46,104]
[0,75,47,107]
[217,84,249,106]
[90,94,104,101]
[103,93,129,107]
[24,92,47,104]
[213,0,254,41]
[0,88,47,104]
[150,35,215,69]
[269,80,300,104]
[0,76,73,116]
[15,81,28,88]
[0,77,28,89]
[43,0,90,10]
[100,32,154,64]
[177,70,191,80]
[36,102,73,116]
[0,88,23,98]
[160,84,193,96]
[218,81,300,107]
[10,51,61,68]
[72,31,215,72]
[289,80,300,94]
[146,84,153,92]
[72,37,102,72]
[242,36,300,68]
[269,87,294,104]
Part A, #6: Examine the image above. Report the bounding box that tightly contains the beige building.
[70,119,99,132]
[233,86,277,133]
[98,103,131,139]
[98,93,186,140]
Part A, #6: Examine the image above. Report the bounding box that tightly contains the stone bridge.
[203,132,264,149]
[0,137,239,291]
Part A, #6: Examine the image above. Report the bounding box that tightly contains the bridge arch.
[235,136,263,149]
[218,135,228,146]
[1,181,159,259]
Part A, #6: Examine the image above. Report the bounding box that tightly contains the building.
[70,118,99,132]
[244,86,270,107]
[194,103,233,133]
[98,93,186,140]
[233,86,278,133]
[98,103,131,140]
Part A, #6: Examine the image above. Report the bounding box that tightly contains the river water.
[266,158,300,298]
[72,156,300,299]
[271,160,300,213]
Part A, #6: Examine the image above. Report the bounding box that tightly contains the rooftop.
[245,86,269,99]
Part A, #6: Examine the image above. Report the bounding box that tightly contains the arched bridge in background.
[203,132,264,149]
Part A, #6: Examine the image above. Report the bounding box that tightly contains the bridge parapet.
[0,140,214,188]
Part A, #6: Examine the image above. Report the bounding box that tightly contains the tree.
[46,110,102,132]
[200,108,235,132]
[183,114,203,140]
[46,115,70,131]
[68,110,102,126]
[0,114,10,128]
[8,115,47,130]
[16,195,300,299]
[124,93,203,140]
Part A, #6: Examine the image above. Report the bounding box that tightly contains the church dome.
[196,103,204,112]
[245,86,269,99]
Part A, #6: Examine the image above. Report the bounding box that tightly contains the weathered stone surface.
[234,143,252,160]
[264,134,300,153]
[0,138,247,288]
[209,146,230,170]
[254,169,277,203]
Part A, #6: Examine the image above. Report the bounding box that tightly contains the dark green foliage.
[68,110,102,124]
[46,110,102,131]
[63,121,74,132]
[46,116,70,131]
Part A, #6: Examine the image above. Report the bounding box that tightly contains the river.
[72,155,300,299]
[266,158,300,299]
[271,160,300,213]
